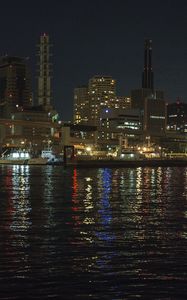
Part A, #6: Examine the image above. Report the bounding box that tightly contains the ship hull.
[0,159,27,165]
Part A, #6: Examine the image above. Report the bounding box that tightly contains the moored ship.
[0,147,63,165]
[0,149,30,165]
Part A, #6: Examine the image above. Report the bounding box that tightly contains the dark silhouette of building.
[142,39,153,90]
[167,100,187,133]
[131,39,166,140]
[0,56,32,112]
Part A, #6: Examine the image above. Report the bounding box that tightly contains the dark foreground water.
[0,165,187,299]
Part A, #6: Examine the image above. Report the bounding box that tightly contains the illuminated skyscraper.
[37,33,52,108]
[73,76,116,126]
[88,76,116,125]
[142,39,154,90]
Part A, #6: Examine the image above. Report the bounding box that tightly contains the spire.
[142,39,154,90]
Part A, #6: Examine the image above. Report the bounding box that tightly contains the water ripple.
[0,165,187,299]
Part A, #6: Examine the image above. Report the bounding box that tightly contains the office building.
[88,75,116,125]
[73,75,117,126]
[99,108,142,148]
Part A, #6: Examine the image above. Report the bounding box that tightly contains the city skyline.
[0,0,187,120]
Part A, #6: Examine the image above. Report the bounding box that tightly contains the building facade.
[98,108,142,149]
[73,86,89,124]
[73,76,132,126]
[88,75,116,125]
[167,100,187,133]
[115,96,131,110]
[144,95,166,136]
[0,56,32,114]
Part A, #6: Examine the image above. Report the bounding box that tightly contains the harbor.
[1,2,187,299]
[1,144,187,168]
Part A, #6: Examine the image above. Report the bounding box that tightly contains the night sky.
[0,0,187,120]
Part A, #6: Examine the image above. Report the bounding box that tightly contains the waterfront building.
[37,33,53,110]
[0,106,60,151]
[167,100,187,133]
[131,90,166,141]
[0,56,32,114]
[98,108,143,150]
[61,123,98,156]
[143,94,166,137]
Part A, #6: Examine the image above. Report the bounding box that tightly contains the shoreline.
[1,158,187,168]
[65,158,187,168]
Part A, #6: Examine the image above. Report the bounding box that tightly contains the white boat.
[41,149,63,165]
[0,148,63,165]
[0,149,30,165]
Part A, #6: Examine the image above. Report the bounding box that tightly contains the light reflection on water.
[0,165,187,299]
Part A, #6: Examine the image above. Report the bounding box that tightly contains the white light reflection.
[82,175,94,225]
[43,166,56,228]
[7,165,32,262]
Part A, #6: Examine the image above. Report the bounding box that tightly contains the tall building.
[73,76,117,126]
[142,39,154,90]
[88,75,116,125]
[131,39,165,140]
[73,76,131,127]
[73,86,89,124]
[0,56,32,111]
[37,33,52,109]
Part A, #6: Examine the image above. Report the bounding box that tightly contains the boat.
[0,147,63,165]
[0,148,30,165]
[0,148,48,165]
[41,149,63,165]
[27,157,48,165]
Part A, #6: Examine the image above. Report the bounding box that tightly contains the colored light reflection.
[71,168,81,225]
[96,168,115,241]
[72,168,78,205]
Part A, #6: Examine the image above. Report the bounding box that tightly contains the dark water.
[0,165,187,299]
